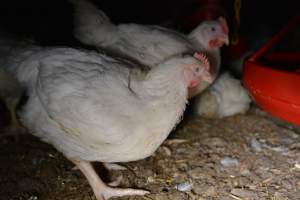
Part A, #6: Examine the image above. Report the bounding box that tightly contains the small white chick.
[193,72,251,118]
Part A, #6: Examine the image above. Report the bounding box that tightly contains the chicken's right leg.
[70,159,149,200]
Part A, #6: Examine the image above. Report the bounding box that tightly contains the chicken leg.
[0,67,24,142]
[0,100,25,142]
[71,159,149,200]
[7,102,25,141]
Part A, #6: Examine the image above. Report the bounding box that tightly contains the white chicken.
[3,42,212,200]
[193,72,251,118]
[70,0,229,97]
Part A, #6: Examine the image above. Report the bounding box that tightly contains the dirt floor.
[0,107,300,200]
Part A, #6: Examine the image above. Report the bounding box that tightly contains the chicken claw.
[101,185,149,200]
[71,159,149,200]
[103,163,127,171]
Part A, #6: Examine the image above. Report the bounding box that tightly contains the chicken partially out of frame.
[3,41,212,199]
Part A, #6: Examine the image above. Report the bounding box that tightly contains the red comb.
[193,52,210,70]
[218,16,229,34]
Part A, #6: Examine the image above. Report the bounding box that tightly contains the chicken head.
[190,16,229,49]
[184,52,212,88]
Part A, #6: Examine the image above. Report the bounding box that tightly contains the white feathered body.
[71,0,229,99]
[77,23,195,67]
[72,0,194,67]
[4,46,193,162]
[193,73,251,118]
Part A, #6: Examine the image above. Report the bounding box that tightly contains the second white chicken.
[193,72,251,118]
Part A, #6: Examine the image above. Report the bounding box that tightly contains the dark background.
[0,0,298,46]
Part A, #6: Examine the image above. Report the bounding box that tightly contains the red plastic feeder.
[243,15,300,125]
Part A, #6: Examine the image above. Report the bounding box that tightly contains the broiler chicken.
[70,0,228,96]
[4,43,212,200]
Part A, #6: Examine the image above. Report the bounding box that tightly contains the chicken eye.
[195,67,200,72]
[211,27,216,32]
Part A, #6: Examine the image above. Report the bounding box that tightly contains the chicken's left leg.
[70,159,149,200]
[2,102,25,142]
[103,163,127,187]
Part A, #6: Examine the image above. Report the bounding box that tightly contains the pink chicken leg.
[71,159,149,200]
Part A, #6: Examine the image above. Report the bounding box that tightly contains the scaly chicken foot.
[71,159,149,200]
[103,163,127,171]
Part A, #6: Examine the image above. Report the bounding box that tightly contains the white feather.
[71,0,194,67]
[2,44,208,162]
[193,72,251,118]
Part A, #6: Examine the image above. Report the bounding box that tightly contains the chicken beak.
[224,36,230,46]
[217,34,229,46]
